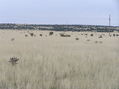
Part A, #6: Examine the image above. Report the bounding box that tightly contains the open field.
[0,30,119,89]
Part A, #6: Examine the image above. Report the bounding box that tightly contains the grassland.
[0,30,119,89]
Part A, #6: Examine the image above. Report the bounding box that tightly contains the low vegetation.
[60,33,71,37]
[49,32,54,36]
[0,30,119,89]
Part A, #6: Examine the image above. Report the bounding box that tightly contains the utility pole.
[109,14,111,26]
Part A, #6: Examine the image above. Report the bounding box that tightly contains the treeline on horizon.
[0,23,119,32]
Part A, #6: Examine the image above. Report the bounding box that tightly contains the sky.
[0,0,119,26]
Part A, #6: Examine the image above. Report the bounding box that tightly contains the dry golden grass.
[0,30,119,89]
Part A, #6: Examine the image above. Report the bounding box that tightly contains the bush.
[60,33,71,37]
[49,32,54,36]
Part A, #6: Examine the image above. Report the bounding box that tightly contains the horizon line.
[0,22,118,27]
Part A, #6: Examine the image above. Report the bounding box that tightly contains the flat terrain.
[0,30,119,89]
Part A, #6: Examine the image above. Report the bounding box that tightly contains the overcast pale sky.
[0,0,119,26]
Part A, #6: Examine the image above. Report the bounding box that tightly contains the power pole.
[109,14,111,26]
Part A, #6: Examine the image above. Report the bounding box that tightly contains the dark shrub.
[11,38,15,41]
[25,34,28,37]
[49,32,54,36]
[30,33,34,37]
[113,34,115,37]
[60,33,71,37]
[98,35,103,38]
[90,34,93,36]
[40,34,42,36]
[75,38,79,40]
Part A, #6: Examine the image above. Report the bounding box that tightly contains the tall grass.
[0,30,119,89]
[0,54,119,89]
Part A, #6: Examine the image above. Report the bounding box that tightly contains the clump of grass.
[94,41,98,44]
[60,33,71,37]
[25,34,28,37]
[49,32,54,36]
[90,34,94,36]
[116,34,119,36]
[99,41,103,44]
[113,34,116,37]
[29,33,36,37]
[86,39,90,42]
[9,57,19,89]
[40,34,42,37]
[94,41,103,44]
[11,38,15,41]
[9,57,19,66]
[98,35,103,38]
[75,38,79,40]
